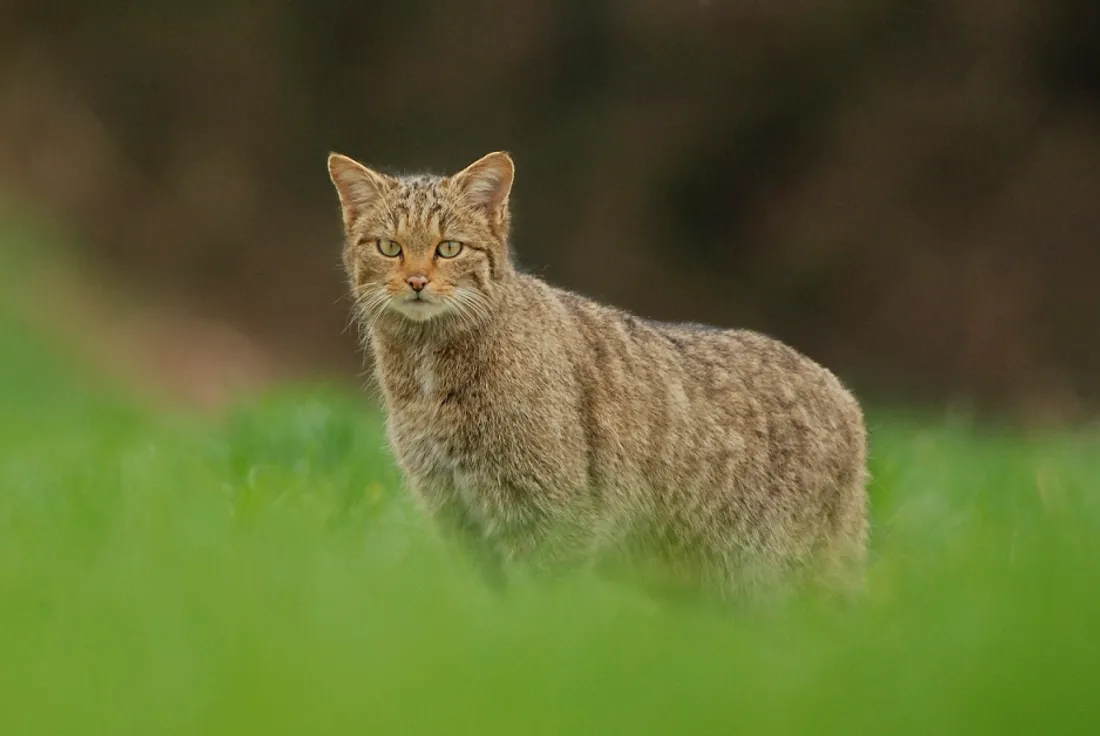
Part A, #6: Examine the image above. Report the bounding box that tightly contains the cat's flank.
[327,150,869,603]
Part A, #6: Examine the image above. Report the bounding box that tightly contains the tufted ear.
[327,152,390,232]
[451,151,514,223]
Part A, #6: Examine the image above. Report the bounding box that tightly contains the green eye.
[377,239,402,257]
[437,240,463,258]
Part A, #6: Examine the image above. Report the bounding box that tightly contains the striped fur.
[327,151,869,605]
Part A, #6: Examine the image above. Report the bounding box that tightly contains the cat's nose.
[406,275,429,292]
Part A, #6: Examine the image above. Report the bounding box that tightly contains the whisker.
[465,295,490,326]
[449,291,477,330]
[348,288,391,340]
[451,295,477,330]
[456,289,491,325]
[363,294,391,333]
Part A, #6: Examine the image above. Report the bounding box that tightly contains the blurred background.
[1,0,1099,423]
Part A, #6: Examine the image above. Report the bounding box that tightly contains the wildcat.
[327,150,869,604]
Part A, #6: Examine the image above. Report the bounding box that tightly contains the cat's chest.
[408,347,438,395]
[383,347,465,416]
[379,348,491,469]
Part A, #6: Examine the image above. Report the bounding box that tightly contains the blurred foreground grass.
[1,223,1099,735]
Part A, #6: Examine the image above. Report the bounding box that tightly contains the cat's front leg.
[466,480,599,579]
[416,483,510,592]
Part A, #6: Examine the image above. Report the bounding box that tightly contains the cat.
[327,150,869,604]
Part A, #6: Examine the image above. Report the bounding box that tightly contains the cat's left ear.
[452,152,514,223]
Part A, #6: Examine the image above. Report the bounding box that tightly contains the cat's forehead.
[395,172,446,192]
[390,174,448,212]
[380,174,467,235]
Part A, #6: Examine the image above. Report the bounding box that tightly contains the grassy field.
[1,232,1099,734]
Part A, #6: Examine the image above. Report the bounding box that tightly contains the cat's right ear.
[327,153,388,232]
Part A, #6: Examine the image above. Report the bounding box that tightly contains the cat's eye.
[377,239,402,258]
[437,240,463,259]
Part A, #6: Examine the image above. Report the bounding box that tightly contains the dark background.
[3,0,1099,422]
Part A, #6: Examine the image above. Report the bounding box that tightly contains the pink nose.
[406,275,429,292]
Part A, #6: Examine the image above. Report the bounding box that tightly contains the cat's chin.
[389,298,450,323]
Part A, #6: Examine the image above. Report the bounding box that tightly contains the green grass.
[1,238,1099,734]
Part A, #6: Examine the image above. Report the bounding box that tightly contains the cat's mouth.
[391,295,449,322]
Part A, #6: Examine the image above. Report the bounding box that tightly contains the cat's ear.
[327,153,389,231]
[452,152,514,222]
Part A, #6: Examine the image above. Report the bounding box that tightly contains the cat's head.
[327,151,514,326]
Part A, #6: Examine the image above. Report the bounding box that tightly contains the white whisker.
[349,287,392,340]
[451,288,490,330]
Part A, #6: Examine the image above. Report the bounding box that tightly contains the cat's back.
[532,279,866,507]
[657,320,864,443]
[665,322,867,493]
[535,280,862,444]
[533,287,868,583]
